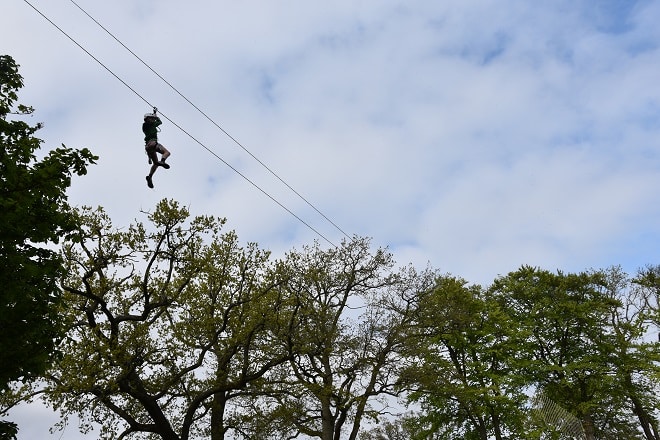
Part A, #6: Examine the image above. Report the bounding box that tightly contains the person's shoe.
[146,175,154,188]
[159,161,170,169]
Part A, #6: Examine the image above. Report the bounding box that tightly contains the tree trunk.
[490,408,503,440]
[474,415,488,440]
[210,391,228,440]
[629,390,660,440]
[582,413,596,440]
[118,371,181,440]
[624,373,660,440]
[321,395,335,440]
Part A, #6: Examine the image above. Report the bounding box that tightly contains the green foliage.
[0,421,17,440]
[403,275,531,440]
[0,54,96,388]
[489,266,660,439]
[4,196,438,440]
[35,199,295,440]
[358,415,420,440]
[401,266,660,440]
[229,239,437,440]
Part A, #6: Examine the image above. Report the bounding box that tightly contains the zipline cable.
[69,0,352,241]
[22,0,338,248]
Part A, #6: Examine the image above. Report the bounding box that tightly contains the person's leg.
[146,160,158,187]
[157,144,170,167]
[160,145,170,162]
[148,161,159,176]
[145,142,159,188]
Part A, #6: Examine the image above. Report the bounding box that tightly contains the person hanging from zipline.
[142,107,171,188]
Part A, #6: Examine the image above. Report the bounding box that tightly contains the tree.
[489,266,660,440]
[402,267,660,440]
[0,54,96,436]
[402,275,531,440]
[635,265,660,344]
[12,199,297,440]
[604,267,660,440]
[232,239,435,440]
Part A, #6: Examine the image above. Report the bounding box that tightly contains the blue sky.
[3,0,660,437]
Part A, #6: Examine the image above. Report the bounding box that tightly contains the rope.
[21,0,338,248]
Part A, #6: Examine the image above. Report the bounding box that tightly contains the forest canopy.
[2,198,658,440]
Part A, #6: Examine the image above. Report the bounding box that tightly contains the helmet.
[144,113,156,119]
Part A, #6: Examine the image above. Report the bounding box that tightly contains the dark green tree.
[0,54,96,437]
[402,267,660,440]
[403,275,531,440]
[490,266,660,440]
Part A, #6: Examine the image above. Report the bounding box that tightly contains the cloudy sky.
[3,0,660,437]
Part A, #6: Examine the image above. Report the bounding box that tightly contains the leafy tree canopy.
[403,266,660,440]
[0,54,97,437]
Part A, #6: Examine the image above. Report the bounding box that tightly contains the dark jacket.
[142,116,162,143]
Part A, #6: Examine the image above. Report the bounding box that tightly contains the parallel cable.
[22,0,337,247]
[69,0,352,241]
